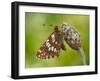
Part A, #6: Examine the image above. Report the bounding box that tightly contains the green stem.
[78,47,86,65]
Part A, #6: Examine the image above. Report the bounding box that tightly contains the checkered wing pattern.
[37,26,64,59]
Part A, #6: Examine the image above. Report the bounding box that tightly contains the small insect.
[37,26,66,59]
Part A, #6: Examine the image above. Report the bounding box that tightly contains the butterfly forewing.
[36,27,62,59]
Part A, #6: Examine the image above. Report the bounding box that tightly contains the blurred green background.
[25,12,89,68]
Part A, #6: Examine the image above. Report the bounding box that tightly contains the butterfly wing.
[37,33,61,59]
[37,26,64,59]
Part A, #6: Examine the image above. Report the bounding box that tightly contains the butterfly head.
[54,26,59,32]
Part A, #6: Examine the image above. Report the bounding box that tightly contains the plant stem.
[78,47,86,65]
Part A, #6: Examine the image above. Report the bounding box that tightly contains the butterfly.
[36,26,66,59]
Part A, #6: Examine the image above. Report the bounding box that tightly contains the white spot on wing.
[55,41,58,44]
[48,47,51,51]
[51,34,54,38]
[51,34,55,42]
[46,40,51,48]
[48,43,51,47]
[51,46,54,51]
[41,53,45,56]
[46,41,49,47]
[38,54,41,58]
[54,48,57,52]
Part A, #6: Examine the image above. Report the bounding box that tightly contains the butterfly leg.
[61,42,66,51]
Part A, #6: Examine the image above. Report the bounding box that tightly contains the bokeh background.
[25,12,89,68]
